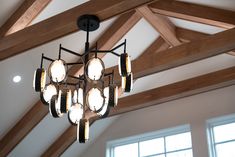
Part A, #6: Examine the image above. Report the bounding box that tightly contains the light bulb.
[122,72,133,92]
[118,53,131,76]
[86,87,104,112]
[98,87,109,116]
[86,58,104,81]
[68,103,83,125]
[48,59,67,83]
[49,91,63,117]
[33,68,46,92]
[73,88,83,105]
[41,84,57,104]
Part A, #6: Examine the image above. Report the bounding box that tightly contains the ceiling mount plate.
[77,15,100,32]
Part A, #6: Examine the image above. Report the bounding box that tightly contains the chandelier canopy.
[33,15,133,143]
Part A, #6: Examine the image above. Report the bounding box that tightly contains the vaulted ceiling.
[0,0,235,157]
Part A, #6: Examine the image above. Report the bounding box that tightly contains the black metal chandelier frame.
[34,15,133,143]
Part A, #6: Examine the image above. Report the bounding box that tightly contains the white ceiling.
[0,0,235,157]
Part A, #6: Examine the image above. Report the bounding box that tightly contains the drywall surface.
[81,85,235,157]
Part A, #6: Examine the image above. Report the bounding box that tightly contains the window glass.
[114,143,138,157]
[108,125,192,157]
[215,141,235,157]
[213,122,235,143]
[139,138,164,156]
[152,154,165,157]
[166,132,192,152]
[166,149,193,157]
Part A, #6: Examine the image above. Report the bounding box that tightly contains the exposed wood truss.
[0,11,141,157]
[137,6,181,46]
[149,0,235,29]
[1,0,235,156]
[0,0,155,60]
[0,0,51,37]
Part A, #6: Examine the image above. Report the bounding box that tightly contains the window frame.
[207,114,235,157]
[106,124,192,157]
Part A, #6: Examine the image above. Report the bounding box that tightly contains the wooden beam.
[0,0,51,37]
[138,37,170,59]
[137,6,181,46]
[108,66,235,116]
[149,0,235,29]
[47,66,235,157]
[0,11,141,157]
[0,0,155,61]
[176,27,235,56]
[176,27,208,42]
[102,28,235,85]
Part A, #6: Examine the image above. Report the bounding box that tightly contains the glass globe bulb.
[42,84,57,103]
[86,87,104,112]
[68,103,83,125]
[86,58,104,81]
[73,88,83,105]
[98,87,109,116]
[49,59,67,83]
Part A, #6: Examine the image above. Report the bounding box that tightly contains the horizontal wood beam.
[0,0,155,61]
[0,11,141,157]
[149,0,235,29]
[109,66,235,116]
[52,66,235,157]
[0,0,51,37]
[137,6,181,46]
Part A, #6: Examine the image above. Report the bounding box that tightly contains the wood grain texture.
[0,0,155,60]
[0,0,51,37]
[176,27,235,56]
[137,6,181,46]
[0,11,141,157]
[149,0,235,29]
[108,66,235,116]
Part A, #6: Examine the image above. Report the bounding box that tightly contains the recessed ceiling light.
[13,75,21,83]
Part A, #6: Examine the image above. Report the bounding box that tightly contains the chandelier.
[33,15,133,143]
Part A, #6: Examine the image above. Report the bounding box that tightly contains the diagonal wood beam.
[0,11,141,157]
[41,36,170,157]
[41,27,235,156]
[138,37,170,59]
[0,0,51,37]
[0,0,156,61]
[103,66,235,118]
[137,6,181,46]
[176,27,235,56]
[47,65,235,157]
[149,0,235,29]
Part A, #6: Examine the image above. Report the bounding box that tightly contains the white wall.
[80,85,235,157]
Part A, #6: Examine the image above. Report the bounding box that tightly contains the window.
[207,114,235,157]
[107,125,193,157]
